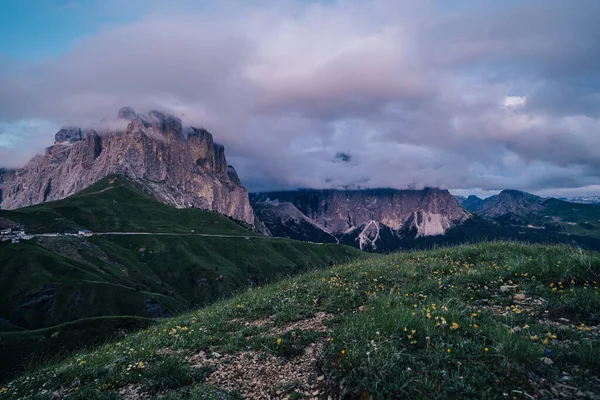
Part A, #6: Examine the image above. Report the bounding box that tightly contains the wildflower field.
[2,242,599,399]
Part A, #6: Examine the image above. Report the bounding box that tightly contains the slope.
[0,175,362,332]
[542,198,600,239]
[3,242,599,398]
[0,175,256,235]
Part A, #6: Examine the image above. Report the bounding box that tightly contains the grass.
[0,175,362,331]
[543,198,600,239]
[0,175,257,235]
[0,237,360,331]
[2,242,599,399]
[0,174,362,384]
[0,317,154,382]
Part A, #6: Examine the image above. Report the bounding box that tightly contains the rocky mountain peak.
[117,106,137,121]
[478,189,544,218]
[54,126,84,144]
[185,126,213,141]
[124,109,184,142]
[227,165,242,185]
[0,108,254,225]
[498,189,540,200]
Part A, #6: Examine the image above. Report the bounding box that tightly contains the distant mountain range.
[455,190,600,240]
[559,196,600,204]
[251,188,600,252]
[251,188,471,251]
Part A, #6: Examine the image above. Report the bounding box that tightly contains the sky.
[1,0,599,198]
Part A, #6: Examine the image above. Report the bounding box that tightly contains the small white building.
[78,229,93,237]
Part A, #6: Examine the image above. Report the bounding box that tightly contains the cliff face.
[251,188,471,250]
[251,197,337,243]
[0,108,254,225]
[254,188,469,232]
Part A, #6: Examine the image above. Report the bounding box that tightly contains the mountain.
[458,194,485,212]
[253,188,600,251]
[458,189,600,240]
[561,195,600,204]
[0,107,254,225]
[476,190,545,220]
[0,175,361,333]
[250,196,337,243]
[251,188,472,251]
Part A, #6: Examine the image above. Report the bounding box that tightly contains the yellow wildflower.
[450,322,459,330]
[484,347,489,352]
[341,350,345,355]
[276,337,282,345]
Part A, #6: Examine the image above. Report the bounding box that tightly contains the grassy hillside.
[0,235,359,331]
[0,176,362,382]
[0,175,257,234]
[542,198,600,239]
[3,242,598,399]
[0,317,154,382]
[0,175,361,328]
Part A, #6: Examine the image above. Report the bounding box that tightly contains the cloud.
[0,119,59,168]
[1,0,599,196]
[503,96,526,109]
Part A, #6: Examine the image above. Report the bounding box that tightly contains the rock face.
[251,188,471,250]
[54,127,84,144]
[0,108,254,225]
[251,197,337,243]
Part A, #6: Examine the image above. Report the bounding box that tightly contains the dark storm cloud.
[1,0,600,196]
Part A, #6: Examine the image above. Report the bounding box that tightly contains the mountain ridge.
[251,187,472,250]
